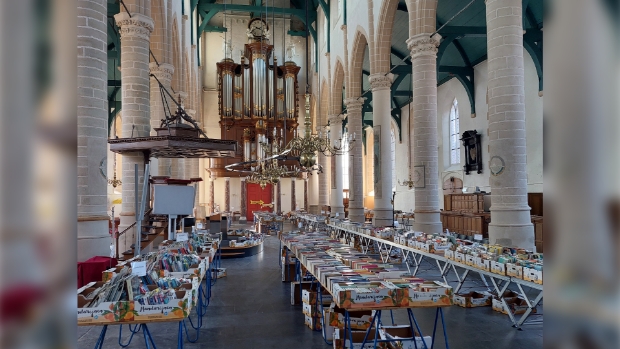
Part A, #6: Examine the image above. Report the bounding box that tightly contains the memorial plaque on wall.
[373,126,382,199]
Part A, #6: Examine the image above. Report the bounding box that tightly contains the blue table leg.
[119,324,141,347]
[177,321,184,349]
[93,325,108,349]
[142,324,157,349]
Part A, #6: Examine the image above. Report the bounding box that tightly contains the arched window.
[449,99,461,165]
[342,133,349,190]
[391,128,396,185]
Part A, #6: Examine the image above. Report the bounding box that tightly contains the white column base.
[331,206,345,216]
[348,207,365,223]
[489,207,535,250]
[77,220,110,262]
[373,209,393,227]
[412,211,443,234]
[309,205,319,214]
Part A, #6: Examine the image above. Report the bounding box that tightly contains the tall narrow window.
[342,133,349,190]
[449,99,460,165]
[391,128,396,185]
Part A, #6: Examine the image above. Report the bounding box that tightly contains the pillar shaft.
[344,97,365,222]
[406,34,442,234]
[291,178,297,211]
[329,115,345,216]
[485,0,534,249]
[209,178,215,214]
[369,74,394,227]
[304,178,308,212]
[78,0,110,261]
[224,177,230,212]
[318,152,329,209]
[240,178,247,220]
[114,11,153,254]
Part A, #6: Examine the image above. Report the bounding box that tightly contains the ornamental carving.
[406,34,440,59]
[149,63,174,83]
[328,114,345,124]
[368,74,393,91]
[114,13,154,41]
[344,97,365,112]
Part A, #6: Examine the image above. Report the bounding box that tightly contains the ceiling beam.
[397,3,408,12]
[437,26,486,37]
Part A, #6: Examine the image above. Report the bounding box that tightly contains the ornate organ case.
[210,19,300,178]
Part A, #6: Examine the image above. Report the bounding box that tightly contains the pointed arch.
[331,58,345,116]
[319,79,329,129]
[409,0,437,37]
[171,17,180,92]
[150,0,165,62]
[349,28,369,98]
[374,0,402,74]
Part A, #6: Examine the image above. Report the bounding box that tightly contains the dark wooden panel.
[528,193,543,216]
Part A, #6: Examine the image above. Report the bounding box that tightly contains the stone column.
[309,170,319,214]
[240,178,247,222]
[485,0,534,249]
[318,152,329,212]
[406,34,443,234]
[114,11,153,254]
[304,178,308,212]
[291,177,297,212]
[344,97,365,222]
[369,74,394,227]
[329,114,345,216]
[209,178,215,214]
[77,0,110,261]
[224,177,230,212]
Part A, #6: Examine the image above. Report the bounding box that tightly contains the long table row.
[293,214,542,329]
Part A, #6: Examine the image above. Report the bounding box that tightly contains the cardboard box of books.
[332,282,408,309]
[77,281,136,324]
[333,329,379,349]
[378,325,433,349]
[322,308,335,341]
[304,314,322,331]
[474,257,491,271]
[445,250,455,260]
[303,302,323,317]
[302,289,333,305]
[492,297,537,315]
[407,281,453,307]
[453,291,493,308]
[490,261,506,275]
[523,267,543,284]
[506,263,523,279]
[133,284,194,321]
[465,255,476,266]
[454,252,465,264]
[327,306,373,330]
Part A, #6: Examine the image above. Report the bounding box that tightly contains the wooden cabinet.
[532,215,543,253]
[440,211,489,238]
[444,193,486,213]
[528,193,543,216]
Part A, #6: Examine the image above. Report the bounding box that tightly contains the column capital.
[369,73,394,92]
[149,62,174,84]
[328,114,345,124]
[114,12,154,40]
[406,33,441,59]
[344,97,366,112]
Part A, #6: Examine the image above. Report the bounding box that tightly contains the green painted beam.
[198,3,316,23]
[523,38,543,91]
[316,0,330,53]
[288,30,307,37]
[108,80,121,87]
[203,25,227,32]
[436,26,486,37]
[438,65,474,76]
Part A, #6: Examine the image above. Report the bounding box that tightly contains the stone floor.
[77,225,543,349]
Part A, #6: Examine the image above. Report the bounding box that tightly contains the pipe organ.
[211,18,301,178]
